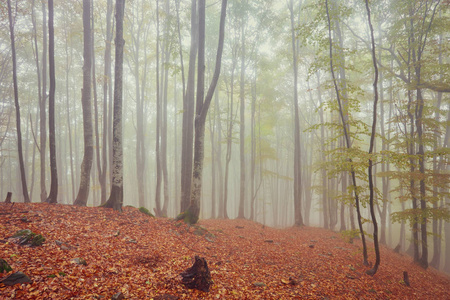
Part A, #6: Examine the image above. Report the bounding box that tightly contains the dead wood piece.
[4,192,12,203]
[0,271,31,286]
[111,292,124,300]
[403,271,410,287]
[180,256,212,292]
[0,258,12,273]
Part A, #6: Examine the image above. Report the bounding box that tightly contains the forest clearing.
[1,203,449,299]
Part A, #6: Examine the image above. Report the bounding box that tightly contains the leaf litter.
[0,203,449,299]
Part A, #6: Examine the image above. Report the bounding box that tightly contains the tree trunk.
[91,0,104,207]
[238,2,247,219]
[325,0,368,265]
[154,0,163,216]
[161,0,171,216]
[31,0,42,202]
[289,0,303,226]
[180,0,198,214]
[101,0,113,205]
[185,0,227,224]
[103,0,125,211]
[8,0,30,203]
[46,0,58,204]
[364,0,380,275]
[74,0,93,206]
[249,76,256,221]
[40,0,48,202]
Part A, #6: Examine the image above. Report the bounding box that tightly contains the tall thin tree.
[288,0,303,226]
[103,0,126,211]
[40,0,48,202]
[364,0,380,276]
[325,0,367,265]
[8,0,30,203]
[46,0,58,204]
[180,0,198,213]
[74,0,94,206]
[182,0,228,224]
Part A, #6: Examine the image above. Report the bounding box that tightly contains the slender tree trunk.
[31,0,42,202]
[154,0,163,216]
[103,0,125,211]
[180,0,198,213]
[8,0,30,203]
[215,90,224,218]
[161,0,170,216]
[186,0,227,224]
[101,0,113,204]
[289,0,303,226]
[63,16,76,201]
[325,0,368,265]
[430,28,443,269]
[249,76,256,221]
[40,0,48,202]
[209,107,216,219]
[46,0,58,204]
[91,0,104,207]
[74,0,93,206]
[238,1,247,219]
[365,0,380,275]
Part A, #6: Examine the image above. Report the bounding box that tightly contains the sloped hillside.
[0,203,449,299]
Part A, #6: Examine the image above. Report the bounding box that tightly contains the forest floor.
[0,203,449,299]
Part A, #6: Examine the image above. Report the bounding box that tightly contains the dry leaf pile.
[1,203,449,299]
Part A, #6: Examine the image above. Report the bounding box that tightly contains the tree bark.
[46,0,58,204]
[101,0,113,204]
[180,0,198,214]
[325,0,368,265]
[8,0,30,203]
[364,0,380,275]
[103,0,125,211]
[238,1,247,219]
[185,0,227,224]
[288,0,303,226]
[74,0,94,206]
[40,0,48,202]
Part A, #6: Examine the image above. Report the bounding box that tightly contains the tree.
[364,0,380,276]
[288,0,303,227]
[100,0,114,204]
[103,0,126,211]
[237,0,248,220]
[325,0,368,266]
[7,0,30,203]
[155,0,163,216]
[46,0,58,204]
[181,0,228,224]
[180,0,198,214]
[74,0,94,206]
[40,0,48,202]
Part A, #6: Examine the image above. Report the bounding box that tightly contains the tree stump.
[180,256,212,292]
[4,192,12,203]
[403,271,410,287]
